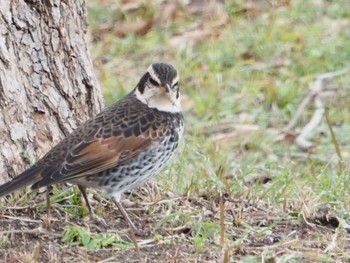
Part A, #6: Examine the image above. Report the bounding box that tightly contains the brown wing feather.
[36,135,153,186]
[30,95,170,189]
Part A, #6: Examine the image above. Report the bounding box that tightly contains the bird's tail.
[0,166,42,197]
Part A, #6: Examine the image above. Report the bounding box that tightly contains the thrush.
[0,62,184,233]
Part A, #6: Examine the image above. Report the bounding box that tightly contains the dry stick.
[0,227,61,237]
[222,241,230,263]
[295,96,324,150]
[283,87,320,132]
[283,66,350,132]
[1,215,42,223]
[282,66,350,150]
[3,205,31,210]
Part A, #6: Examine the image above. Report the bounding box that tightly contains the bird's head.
[135,62,181,113]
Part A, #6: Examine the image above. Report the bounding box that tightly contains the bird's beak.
[162,84,171,93]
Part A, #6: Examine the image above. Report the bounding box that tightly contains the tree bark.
[0,0,103,183]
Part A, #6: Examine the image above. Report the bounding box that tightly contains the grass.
[2,0,350,262]
[62,225,132,249]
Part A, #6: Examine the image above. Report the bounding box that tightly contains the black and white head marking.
[135,62,181,113]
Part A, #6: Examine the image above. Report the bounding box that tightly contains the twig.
[2,205,31,210]
[222,241,230,263]
[0,227,61,237]
[283,66,350,132]
[282,66,350,150]
[283,89,319,132]
[1,215,42,223]
[295,96,324,150]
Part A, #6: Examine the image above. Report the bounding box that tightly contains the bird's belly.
[76,141,178,196]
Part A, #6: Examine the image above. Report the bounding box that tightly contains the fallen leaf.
[120,1,143,12]
[274,132,296,145]
[155,1,180,25]
[170,29,220,49]
[114,19,153,37]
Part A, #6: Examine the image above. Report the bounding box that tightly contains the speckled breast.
[81,113,184,197]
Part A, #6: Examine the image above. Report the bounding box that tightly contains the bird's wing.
[33,134,154,188]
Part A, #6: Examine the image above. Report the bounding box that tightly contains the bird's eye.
[149,78,159,86]
[172,82,178,88]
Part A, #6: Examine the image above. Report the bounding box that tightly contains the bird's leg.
[113,199,139,233]
[113,198,141,258]
[113,198,150,237]
[78,185,109,229]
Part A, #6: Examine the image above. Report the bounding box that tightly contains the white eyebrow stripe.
[147,65,161,84]
[172,75,179,86]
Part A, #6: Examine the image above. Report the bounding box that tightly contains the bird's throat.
[135,89,182,113]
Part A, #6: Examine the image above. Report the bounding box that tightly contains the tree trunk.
[0,0,103,183]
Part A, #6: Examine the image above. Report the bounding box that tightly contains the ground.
[2,0,350,262]
[0,183,347,262]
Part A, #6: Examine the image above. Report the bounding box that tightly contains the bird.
[0,62,184,234]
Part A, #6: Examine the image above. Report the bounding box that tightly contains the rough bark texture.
[0,0,103,183]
